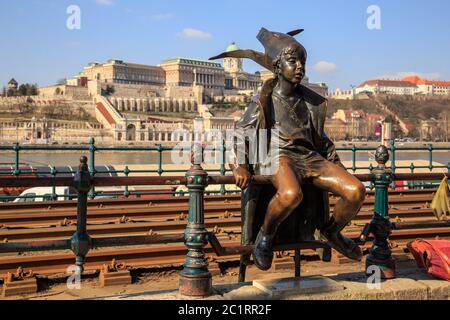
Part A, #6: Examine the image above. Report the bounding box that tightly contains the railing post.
[71,156,92,274]
[124,165,130,198]
[220,139,226,195]
[351,144,357,173]
[428,144,433,172]
[88,137,96,199]
[157,144,163,176]
[389,140,396,189]
[365,145,396,279]
[13,142,20,176]
[179,143,212,296]
[51,166,57,201]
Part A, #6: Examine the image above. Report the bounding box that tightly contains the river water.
[0,150,448,168]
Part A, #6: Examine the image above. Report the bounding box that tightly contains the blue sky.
[1,0,449,90]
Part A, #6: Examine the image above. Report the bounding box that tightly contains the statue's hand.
[233,166,251,190]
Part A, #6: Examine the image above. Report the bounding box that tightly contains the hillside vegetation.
[328,96,450,120]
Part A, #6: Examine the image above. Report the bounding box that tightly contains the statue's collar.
[260,78,326,107]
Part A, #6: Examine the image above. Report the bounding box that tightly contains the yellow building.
[80,59,165,86]
[159,57,225,89]
[325,118,347,141]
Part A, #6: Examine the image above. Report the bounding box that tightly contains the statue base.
[253,276,343,297]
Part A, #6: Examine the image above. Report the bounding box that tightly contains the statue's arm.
[322,133,346,170]
[229,101,260,171]
[229,101,260,188]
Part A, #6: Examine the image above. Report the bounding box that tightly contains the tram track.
[0,189,436,228]
[0,189,445,278]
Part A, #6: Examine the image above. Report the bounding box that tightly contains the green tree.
[105,85,115,95]
[384,114,395,123]
[18,84,28,96]
[17,83,39,96]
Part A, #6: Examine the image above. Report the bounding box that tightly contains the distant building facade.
[325,118,347,141]
[331,109,384,140]
[357,79,418,96]
[160,57,224,89]
[355,75,450,96]
[80,59,166,86]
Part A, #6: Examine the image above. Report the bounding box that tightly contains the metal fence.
[0,138,449,201]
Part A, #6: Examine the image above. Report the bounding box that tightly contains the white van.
[12,186,120,202]
[13,187,75,203]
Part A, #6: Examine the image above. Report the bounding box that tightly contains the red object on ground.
[407,239,450,281]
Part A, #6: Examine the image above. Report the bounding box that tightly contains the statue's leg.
[312,160,365,260]
[253,157,303,270]
[263,157,303,234]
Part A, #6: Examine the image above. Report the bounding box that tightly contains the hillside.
[328,96,450,136]
[327,99,381,117]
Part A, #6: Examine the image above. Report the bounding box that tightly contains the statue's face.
[278,44,306,84]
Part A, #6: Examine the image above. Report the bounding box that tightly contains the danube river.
[0,149,448,168]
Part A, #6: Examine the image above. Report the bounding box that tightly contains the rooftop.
[403,75,450,87]
[359,79,417,88]
[160,57,222,68]
[359,75,450,88]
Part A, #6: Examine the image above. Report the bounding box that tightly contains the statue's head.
[272,43,307,84]
[209,27,306,83]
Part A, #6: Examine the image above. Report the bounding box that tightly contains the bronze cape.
[237,78,344,247]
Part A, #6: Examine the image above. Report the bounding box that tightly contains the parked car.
[13,186,76,203]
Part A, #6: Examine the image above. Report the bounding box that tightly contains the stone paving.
[97,267,450,300]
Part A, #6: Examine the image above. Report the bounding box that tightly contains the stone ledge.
[97,268,450,300]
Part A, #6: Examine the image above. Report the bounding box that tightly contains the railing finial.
[375,145,389,166]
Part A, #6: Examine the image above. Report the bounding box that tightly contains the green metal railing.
[0,149,449,296]
[1,138,449,201]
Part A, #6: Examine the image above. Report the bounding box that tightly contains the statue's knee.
[346,182,366,205]
[279,189,303,210]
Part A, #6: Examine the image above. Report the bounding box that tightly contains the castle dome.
[225,42,240,52]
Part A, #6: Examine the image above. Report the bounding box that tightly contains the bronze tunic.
[265,91,329,179]
[236,80,341,247]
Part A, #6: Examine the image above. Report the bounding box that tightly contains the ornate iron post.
[365,145,396,279]
[71,156,92,274]
[179,143,212,296]
[88,137,96,199]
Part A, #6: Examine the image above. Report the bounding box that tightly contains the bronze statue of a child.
[210,28,365,270]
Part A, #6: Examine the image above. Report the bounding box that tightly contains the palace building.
[79,59,166,86]
[160,57,225,89]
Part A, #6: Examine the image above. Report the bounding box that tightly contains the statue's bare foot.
[320,220,362,261]
[252,229,274,271]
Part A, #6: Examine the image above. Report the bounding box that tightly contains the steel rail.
[0,227,449,278]
[0,194,435,228]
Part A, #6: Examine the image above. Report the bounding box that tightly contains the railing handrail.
[1,172,449,189]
